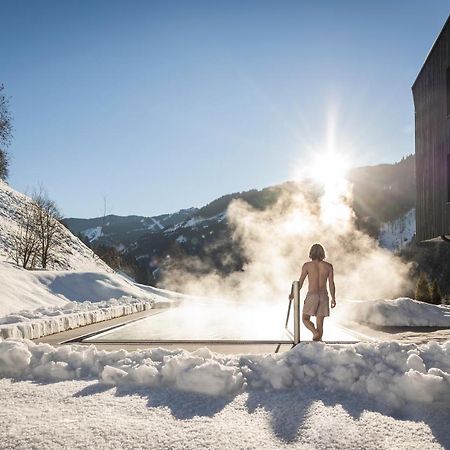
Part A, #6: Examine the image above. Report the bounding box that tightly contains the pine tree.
[430,279,442,305]
[416,273,431,303]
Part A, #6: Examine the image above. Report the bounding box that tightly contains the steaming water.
[85,300,357,342]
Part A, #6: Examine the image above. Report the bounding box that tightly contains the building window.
[447,67,450,117]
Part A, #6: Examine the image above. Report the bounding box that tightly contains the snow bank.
[1,339,450,407]
[342,297,450,327]
[34,269,156,303]
[0,261,158,316]
[0,297,153,340]
[0,262,68,315]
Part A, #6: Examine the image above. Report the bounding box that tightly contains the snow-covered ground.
[2,377,449,449]
[0,260,157,316]
[1,340,450,448]
[340,297,450,327]
[379,208,416,251]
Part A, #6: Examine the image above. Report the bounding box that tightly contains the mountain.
[64,208,198,247]
[348,154,415,225]
[63,156,419,284]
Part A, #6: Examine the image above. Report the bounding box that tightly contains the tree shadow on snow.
[66,379,450,448]
[245,387,450,447]
[245,388,314,443]
[322,390,450,449]
[73,383,115,397]
[114,385,232,420]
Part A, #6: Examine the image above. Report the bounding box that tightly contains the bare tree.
[33,189,63,269]
[12,203,40,269]
[12,188,63,270]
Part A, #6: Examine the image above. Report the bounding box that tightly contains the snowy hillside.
[0,259,158,316]
[0,181,163,316]
[379,208,416,251]
[0,181,109,271]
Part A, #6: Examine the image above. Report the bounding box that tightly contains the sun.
[306,150,351,190]
[291,148,354,227]
[292,147,352,195]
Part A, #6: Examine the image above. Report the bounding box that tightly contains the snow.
[141,217,165,232]
[164,212,227,234]
[216,211,227,222]
[81,226,102,242]
[0,296,152,340]
[379,208,416,251]
[341,297,450,327]
[34,269,154,303]
[184,217,203,228]
[2,378,448,450]
[1,339,450,409]
[150,217,164,230]
[0,260,157,316]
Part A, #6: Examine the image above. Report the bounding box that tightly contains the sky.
[1,1,449,218]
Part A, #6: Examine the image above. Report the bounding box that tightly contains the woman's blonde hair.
[309,243,325,261]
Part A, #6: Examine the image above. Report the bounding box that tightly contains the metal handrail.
[293,280,301,345]
[279,280,301,351]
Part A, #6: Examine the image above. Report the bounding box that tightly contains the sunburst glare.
[293,118,354,228]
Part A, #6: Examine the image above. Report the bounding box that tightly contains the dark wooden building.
[413,14,450,242]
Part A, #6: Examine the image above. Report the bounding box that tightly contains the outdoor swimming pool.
[84,299,359,343]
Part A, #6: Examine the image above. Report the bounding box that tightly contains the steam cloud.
[161,178,412,305]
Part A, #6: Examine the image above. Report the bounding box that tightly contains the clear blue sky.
[1,1,449,218]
